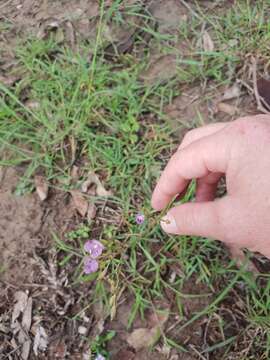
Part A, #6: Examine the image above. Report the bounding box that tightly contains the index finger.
[151,129,231,210]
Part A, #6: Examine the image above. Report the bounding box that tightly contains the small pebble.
[78,326,87,335]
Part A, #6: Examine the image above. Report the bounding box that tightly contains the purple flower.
[84,239,104,258]
[84,257,99,274]
[135,213,145,225]
[95,355,105,360]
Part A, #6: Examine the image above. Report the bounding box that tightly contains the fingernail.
[160,213,178,234]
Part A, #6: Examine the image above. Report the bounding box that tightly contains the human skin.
[151,115,270,259]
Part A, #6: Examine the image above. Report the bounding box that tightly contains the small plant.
[68,225,91,240]
[120,114,140,143]
[90,331,116,359]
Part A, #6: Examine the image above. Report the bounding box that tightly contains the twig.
[0,279,56,289]
[166,316,185,333]
[189,344,208,360]
[178,0,201,20]
[251,57,270,114]
[237,79,253,94]
[3,344,22,359]
[203,314,213,347]
[241,327,260,357]
[237,78,270,114]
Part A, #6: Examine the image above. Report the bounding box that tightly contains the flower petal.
[84,257,99,274]
[135,213,145,225]
[94,355,105,360]
[84,239,104,258]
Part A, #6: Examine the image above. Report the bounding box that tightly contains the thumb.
[160,199,226,240]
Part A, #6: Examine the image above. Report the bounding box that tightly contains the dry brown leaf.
[65,21,76,50]
[49,339,67,358]
[70,190,88,217]
[127,327,162,351]
[81,171,111,197]
[164,86,208,133]
[12,291,28,326]
[21,340,31,360]
[140,55,178,85]
[85,2,100,18]
[33,325,48,355]
[25,100,40,110]
[103,16,141,58]
[22,297,32,332]
[11,292,33,360]
[202,30,214,52]
[217,102,237,115]
[149,0,188,34]
[0,74,19,86]
[87,202,97,221]
[127,309,169,351]
[81,178,91,193]
[222,83,241,100]
[34,175,49,201]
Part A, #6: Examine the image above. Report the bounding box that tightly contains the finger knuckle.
[182,129,196,145]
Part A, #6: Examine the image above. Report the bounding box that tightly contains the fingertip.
[160,213,178,234]
[151,196,164,211]
[151,186,162,210]
[151,185,174,210]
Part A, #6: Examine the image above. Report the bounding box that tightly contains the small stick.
[178,0,201,20]
[237,78,270,114]
[3,344,22,359]
[189,344,208,360]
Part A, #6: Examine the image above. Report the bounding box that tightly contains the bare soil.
[0,167,44,285]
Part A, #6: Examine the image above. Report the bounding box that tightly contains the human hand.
[152,115,270,259]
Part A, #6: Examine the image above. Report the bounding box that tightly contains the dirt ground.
[1,0,268,359]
